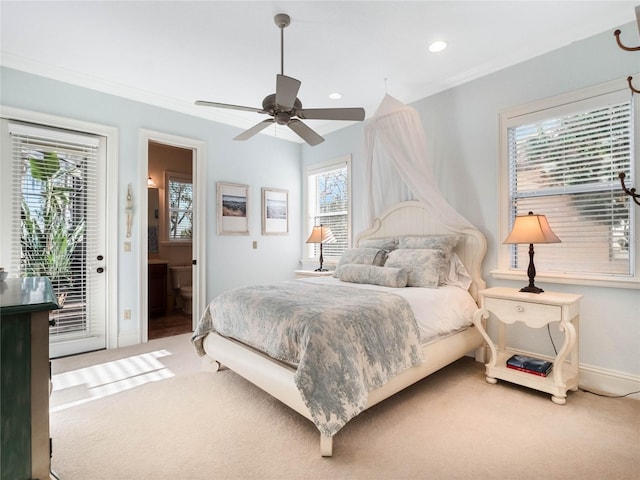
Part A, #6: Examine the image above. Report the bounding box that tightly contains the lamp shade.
[504,212,560,245]
[306,224,336,244]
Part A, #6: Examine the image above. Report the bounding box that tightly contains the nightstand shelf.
[474,287,582,404]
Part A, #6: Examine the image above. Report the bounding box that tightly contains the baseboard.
[494,347,639,400]
[117,330,140,348]
[579,363,640,400]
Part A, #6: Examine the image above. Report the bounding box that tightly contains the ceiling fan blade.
[275,74,301,110]
[288,119,325,146]
[297,108,365,121]
[233,119,274,141]
[195,100,264,114]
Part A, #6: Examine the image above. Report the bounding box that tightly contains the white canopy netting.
[362,94,472,230]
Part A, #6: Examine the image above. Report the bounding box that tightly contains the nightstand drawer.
[484,297,561,327]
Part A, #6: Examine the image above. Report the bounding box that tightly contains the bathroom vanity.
[148,260,168,317]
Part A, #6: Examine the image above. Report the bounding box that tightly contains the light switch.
[252,241,258,249]
[124,242,131,252]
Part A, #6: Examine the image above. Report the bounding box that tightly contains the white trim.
[497,75,640,288]
[302,155,352,263]
[501,346,640,400]
[0,105,119,350]
[138,129,207,341]
[579,363,640,400]
[491,270,640,290]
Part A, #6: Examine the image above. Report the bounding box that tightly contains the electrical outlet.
[123,309,131,320]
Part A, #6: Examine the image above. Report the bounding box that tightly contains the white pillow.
[335,264,408,288]
[385,249,448,288]
[445,253,473,290]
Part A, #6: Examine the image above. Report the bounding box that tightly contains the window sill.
[491,270,640,290]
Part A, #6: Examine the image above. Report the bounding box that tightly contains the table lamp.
[504,211,560,294]
[306,224,336,271]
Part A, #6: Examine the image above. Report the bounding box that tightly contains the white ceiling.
[1,1,637,143]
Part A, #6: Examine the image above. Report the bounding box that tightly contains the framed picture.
[217,182,249,235]
[262,187,288,235]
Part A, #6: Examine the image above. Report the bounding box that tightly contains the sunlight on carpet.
[50,349,175,412]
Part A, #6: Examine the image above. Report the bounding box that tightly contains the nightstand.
[474,287,582,404]
[294,270,335,279]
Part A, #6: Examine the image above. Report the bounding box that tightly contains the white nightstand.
[474,287,582,404]
[294,270,335,279]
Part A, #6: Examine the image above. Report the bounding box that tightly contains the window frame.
[493,77,640,289]
[303,155,352,265]
[163,170,193,244]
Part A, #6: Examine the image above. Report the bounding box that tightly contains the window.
[165,172,193,241]
[497,79,637,287]
[305,156,351,262]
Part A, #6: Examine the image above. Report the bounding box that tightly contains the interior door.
[2,120,107,357]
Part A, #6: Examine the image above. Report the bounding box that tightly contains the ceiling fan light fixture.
[428,40,447,53]
[195,13,365,146]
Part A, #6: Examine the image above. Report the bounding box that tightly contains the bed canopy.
[362,94,472,230]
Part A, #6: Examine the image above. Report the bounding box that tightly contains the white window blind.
[306,157,351,260]
[9,121,101,339]
[505,90,633,277]
[166,172,193,240]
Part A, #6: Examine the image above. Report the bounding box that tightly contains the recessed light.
[428,40,447,53]
[329,92,342,100]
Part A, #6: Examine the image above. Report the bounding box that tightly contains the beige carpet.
[50,333,640,480]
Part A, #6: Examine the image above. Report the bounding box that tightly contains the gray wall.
[0,67,302,342]
[304,23,640,381]
[1,20,638,386]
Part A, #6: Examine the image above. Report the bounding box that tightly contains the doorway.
[138,130,206,343]
[1,114,118,357]
[147,142,193,339]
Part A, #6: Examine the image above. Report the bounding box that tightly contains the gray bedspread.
[192,281,423,436]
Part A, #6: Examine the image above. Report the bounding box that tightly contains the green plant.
[20,151,85,289]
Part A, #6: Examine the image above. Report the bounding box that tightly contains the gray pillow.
[334,248,388,275]
[398,235,459,254]
[385,248,448,288]
[358,237,398,252]
[336,264,408,288]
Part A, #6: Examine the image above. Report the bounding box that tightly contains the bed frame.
[201,201,487,456]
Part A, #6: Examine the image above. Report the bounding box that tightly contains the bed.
[192,201,487,456]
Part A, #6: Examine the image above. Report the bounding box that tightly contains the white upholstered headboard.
[356,201,487,302]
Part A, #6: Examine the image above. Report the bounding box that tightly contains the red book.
[506,363,550,377]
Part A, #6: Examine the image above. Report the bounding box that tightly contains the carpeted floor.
[49,333,640,480]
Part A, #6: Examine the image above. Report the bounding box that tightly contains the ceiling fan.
[195,13,365,146]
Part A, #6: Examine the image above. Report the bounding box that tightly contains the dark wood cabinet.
[148,262,167,317]
[1,277,58,480]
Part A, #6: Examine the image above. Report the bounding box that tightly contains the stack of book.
[506,354,553,377]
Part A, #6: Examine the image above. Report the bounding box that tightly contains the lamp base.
[519,285,544,294]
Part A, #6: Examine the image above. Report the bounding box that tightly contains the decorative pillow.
[398,235,459,254]
[358,237,398,252]
[335,264,408,288]
[385,248,448,288]
[333,248,388,276]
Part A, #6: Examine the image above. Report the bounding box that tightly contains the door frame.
[0,105,119,349]
[138,129,207,342]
